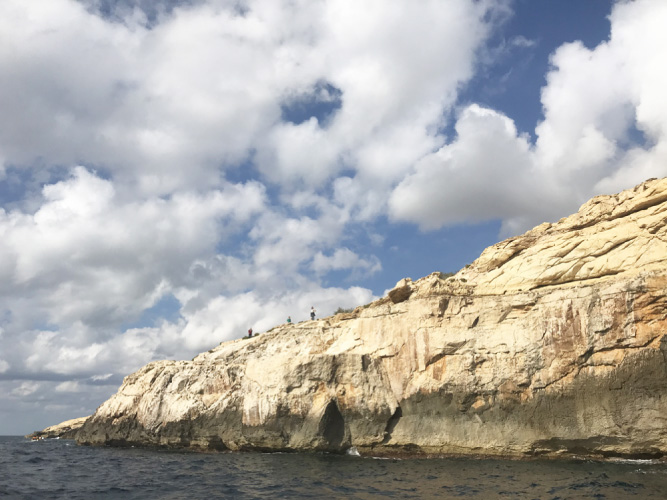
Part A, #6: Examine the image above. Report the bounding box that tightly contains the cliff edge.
[27,416,89,440]
[76,178,667,458]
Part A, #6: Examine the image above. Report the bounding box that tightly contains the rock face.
[27,416,89,440]
[76,178,667,458]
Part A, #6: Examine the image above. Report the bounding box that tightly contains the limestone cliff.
[27,416,89,440]
[76,178,667,458]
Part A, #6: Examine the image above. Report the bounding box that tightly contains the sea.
[1,436,666,499]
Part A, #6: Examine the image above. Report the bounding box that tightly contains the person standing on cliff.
[247,328,252,338]
[310,306,316,320]
[287,316,291,324]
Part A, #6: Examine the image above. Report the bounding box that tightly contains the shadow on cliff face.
[375,337,667,459]
[382,406,402,444]
[318,401,347,451]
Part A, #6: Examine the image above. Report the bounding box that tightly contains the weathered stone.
[27,416,89,440]
[388,278,413,303]
[75,178,667,459]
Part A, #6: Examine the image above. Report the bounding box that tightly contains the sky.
[1,0,667,435]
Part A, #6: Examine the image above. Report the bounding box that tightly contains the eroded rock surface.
[76,178,667,458]
[27,416,89,440]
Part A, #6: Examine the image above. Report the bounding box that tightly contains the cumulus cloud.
[0,0,494,198]
[536,0,667,204]
[389,105,543,231]
[0,0,276,194]
[312,248,382,277]
[251,0,494,190]
[391,0,667,235]
[55,381,83,393]
[11,382,40,397]
[0,167,266,330]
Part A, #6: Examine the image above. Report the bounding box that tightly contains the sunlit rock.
[75,178,667,459]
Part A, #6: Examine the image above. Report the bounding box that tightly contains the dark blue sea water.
[1,436,666,499]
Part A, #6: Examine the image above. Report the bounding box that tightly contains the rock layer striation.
[76,178,667,458]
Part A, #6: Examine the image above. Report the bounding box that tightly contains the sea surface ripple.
[1,436,666,499]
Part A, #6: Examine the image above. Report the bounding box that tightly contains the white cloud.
[311,248,382,277]
[0,167,267,330]
[0,359,8,373]
[55,381,83,393]
[389,104,548,231]
[0,0,496,198]
[258,119,342,186]
[391,0,667,235]
[534,41,632,183]
[511,35,536,48]
[0,0,274,194]
[11,382,40,397]
[534,0,667,201]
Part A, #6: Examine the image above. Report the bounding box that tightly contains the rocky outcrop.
[76,178,667,459]
[27,416,89,440]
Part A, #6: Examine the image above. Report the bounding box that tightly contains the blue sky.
[2,0,667,435]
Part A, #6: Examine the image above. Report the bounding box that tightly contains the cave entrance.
[318,400,346,451]
[382,405,402,444]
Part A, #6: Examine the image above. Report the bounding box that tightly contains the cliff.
[27,416,89,440]
[76,178,667,458]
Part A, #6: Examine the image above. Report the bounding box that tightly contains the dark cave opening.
[382,405,403,444]
[318,400,346,450]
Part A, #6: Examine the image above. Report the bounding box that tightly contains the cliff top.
[190,176,667,365]
[451,177,667,294]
